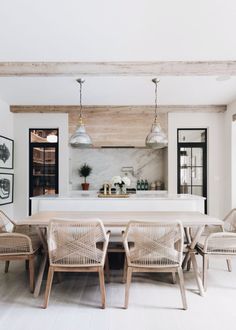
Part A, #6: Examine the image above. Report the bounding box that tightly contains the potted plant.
[79,163,92,190]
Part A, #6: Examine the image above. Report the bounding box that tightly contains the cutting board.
[97,193,130,198]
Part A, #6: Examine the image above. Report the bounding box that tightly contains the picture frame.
[0,173,14,205]
[0,135,14,169]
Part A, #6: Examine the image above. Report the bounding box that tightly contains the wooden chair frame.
[197,209,236,291]
[43,219,110,309]
[123,221,187,310]
[0,210,39,292]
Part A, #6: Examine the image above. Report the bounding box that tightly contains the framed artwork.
[0,173,14,205]
[0,135,14,169]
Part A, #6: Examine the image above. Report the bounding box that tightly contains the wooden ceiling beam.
[1,61,236,77]
[10,105,226,113]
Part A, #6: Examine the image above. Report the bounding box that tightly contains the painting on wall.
[0,135,14,169]
[0,173,14,205]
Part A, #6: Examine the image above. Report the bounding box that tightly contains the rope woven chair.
[0,210,41,292]
[44,218,110,309]
[123,221,187,310]
[197,209,236,290]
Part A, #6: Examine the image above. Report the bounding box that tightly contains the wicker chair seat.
[129,245,181,267]
[50,246,104,266]
[14,225,41,251]
[197,236,236,254]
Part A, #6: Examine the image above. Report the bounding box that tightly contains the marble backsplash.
[70,148,167,191]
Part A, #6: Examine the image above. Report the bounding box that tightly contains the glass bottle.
[140,180,145,190]
[136,180,141,190]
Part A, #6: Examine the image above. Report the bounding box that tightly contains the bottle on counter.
[144,179,149,190]
[140,179,145,190]
[136,180,141,191]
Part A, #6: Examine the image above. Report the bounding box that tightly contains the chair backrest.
[0,210,15,233]
[123,221,184,267]
[47,218,108,267]
[224,209,236,232]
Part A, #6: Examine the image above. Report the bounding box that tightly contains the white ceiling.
[0,76,236,106]
[0,1,236,106]
[0,0,236,61]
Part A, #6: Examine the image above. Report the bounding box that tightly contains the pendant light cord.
[152,78,159,124]
[154,81,158,122]
[79,80,83,122]
[76,78,85,124]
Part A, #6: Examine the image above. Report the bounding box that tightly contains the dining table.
[16,210,223,298]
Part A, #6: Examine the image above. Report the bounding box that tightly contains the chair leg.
[187,258,191,271]
[226,258,232,272]
[4,261,10,273]
[177,267,187,310]
[172,272,177,284]
[105,253,110,283]
[98,268,106,309]
[29,255,35,293]
[123,256,128,284]
[202,254,208,292]
[124,267,132,309]
[43,266,54,309]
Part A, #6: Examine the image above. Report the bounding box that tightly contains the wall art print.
[0,135,14,169]
[0,173,14,205]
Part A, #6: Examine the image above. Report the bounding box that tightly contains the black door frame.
[29,129,59,215]
[177,128,207,213]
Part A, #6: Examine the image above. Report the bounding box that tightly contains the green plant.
[78,163,92,183]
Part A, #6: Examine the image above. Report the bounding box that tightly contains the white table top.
[17,211,223,227]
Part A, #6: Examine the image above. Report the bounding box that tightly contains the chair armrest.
[0,233,33,255]
[203,232,236,253]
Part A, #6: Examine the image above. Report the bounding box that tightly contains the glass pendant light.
[70,79,93,148]
[145,78,168,149]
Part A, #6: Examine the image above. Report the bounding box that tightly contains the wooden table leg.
[189,251,204,297]
[34,253,47,297]
[182,252,190,269]
[34,227,48,298]
[184,225,205,296]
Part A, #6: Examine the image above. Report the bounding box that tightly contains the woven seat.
[123,221,187,310]
[0,210,41,292]
[44,218,110,309]
[197,209,236,291]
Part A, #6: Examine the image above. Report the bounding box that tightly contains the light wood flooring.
[0,256,236,330]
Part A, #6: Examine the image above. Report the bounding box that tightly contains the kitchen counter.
[30,191,205,214]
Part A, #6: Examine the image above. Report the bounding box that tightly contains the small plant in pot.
[79,163,92,190]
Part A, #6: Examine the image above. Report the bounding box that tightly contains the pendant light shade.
[145,78,168,149]
[70,79,93,148]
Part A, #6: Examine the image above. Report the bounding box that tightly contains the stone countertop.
[30,191,205,200]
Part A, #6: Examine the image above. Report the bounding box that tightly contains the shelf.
[180,166,203,168]
[33,174,55,177]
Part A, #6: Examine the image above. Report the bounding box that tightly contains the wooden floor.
[0,256,236,330]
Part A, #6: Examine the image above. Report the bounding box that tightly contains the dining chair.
[0,210,41,292]
[43,219,110,309]
[123,221,187,310]
[197,208,236,291]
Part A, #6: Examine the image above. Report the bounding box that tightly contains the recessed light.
[216,75,231,82]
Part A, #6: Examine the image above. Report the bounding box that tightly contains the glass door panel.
[29,129,59,215]
[31,146,57,197]
[177,129,207,213]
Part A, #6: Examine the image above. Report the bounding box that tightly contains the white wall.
[0,99,14,218]
[168,112,225,218]
[225,101,236,213]
[13,113,69,219]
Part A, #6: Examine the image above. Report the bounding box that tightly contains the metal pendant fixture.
[145,78,168,149]
[70,79,93,148]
